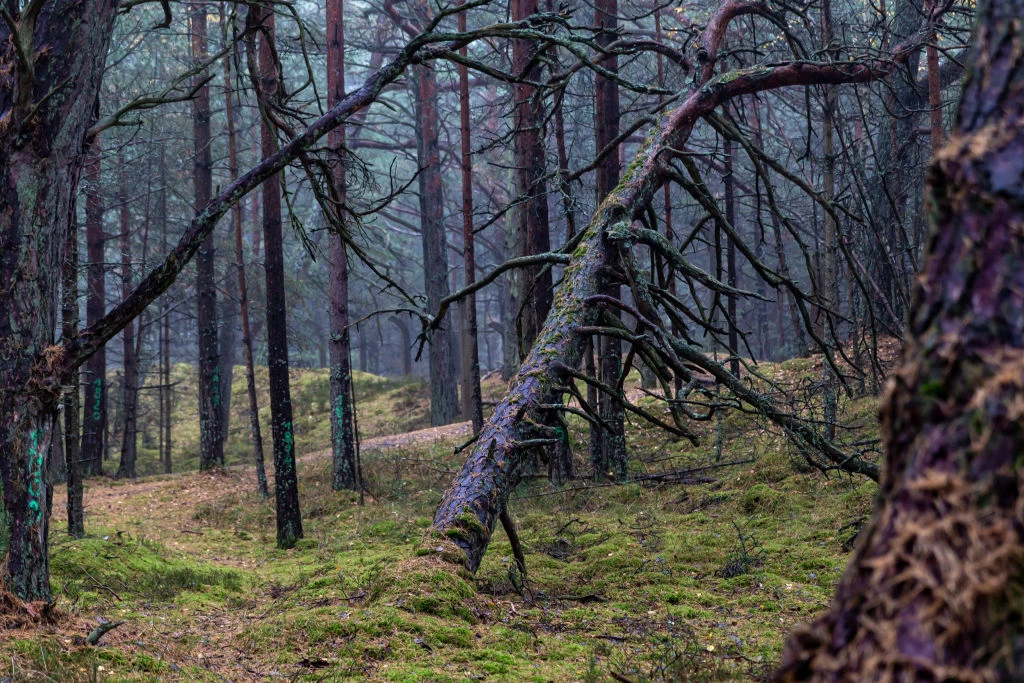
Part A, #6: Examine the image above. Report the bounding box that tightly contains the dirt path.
[78,419,474,541]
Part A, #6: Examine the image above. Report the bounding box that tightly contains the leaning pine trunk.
[778,2,1024,678]
[429,2,918,571]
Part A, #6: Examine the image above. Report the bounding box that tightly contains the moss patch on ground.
[6,354,882,680]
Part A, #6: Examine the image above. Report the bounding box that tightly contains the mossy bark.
[778,2,1024,678]
[430,15,913,572]
[0,0,120,600]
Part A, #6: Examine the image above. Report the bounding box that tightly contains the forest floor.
[0,354,886,681]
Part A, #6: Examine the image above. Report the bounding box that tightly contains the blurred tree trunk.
[458,3,484,433]
[779,1,1024,677]
[509,0,553,362]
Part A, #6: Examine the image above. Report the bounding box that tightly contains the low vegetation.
[6,357,880,680]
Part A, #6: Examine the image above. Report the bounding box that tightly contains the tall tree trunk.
[190,2,225,471]
[458,3,484,434]
[779,2,1024,677]
[81,138,106,478]
[256,4,303,547]
[414,64,460,426]
[116,157,138,479]
[0,0,120,601]
[62,217,85,538]
[327,0,358,490]
[593,0,626,481]
[509,0,554,360]
[224,24,269,499]
[819,0,839,441]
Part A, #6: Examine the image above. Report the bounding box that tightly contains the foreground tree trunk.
[0,0,120,601]
[778,2,1024,678]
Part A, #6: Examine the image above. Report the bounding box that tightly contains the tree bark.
[779,1,1024,677]
[0,0,120,601]
[414,63,460,426]
[81,138,106,478]
[190,1,225,472]
[62,214,85,538]
[593,0,626,481]
[509,0,553,357]
[116,157,138,480]
[327,0,358,490]
[255,4,303,547]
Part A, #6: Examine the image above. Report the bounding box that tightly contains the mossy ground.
[5,355,882,680]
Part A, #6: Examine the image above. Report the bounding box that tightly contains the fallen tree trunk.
[429,0,934,570]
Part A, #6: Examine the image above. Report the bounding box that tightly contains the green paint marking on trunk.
[211,366,221,409]
[92,378,103,421]
[27,429,43,522]
[283,421,294,467]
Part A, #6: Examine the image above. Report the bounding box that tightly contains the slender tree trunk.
[116,158,138,479]
[414,64,460,426]
[779,3,1024,676]
[224,24,268,498]
[724,137,740,377]
[819,0,839,441]
[256,4,303,547]
[927,28,943,155]
[327,0,358,490]
[62,218,85,538]
[593,0,626,481]
[190,2,225,471]
[458,3,484,434]
[81,138,106,478]
[509,0,554,357]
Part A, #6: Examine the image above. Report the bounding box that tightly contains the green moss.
[742,484,792,516]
